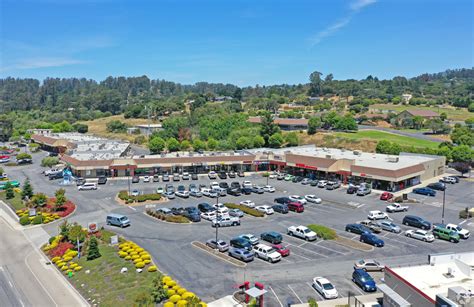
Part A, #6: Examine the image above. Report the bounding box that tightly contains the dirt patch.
[334,236,373,252]
[299,132,378,152]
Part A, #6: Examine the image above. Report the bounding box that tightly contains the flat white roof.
[134,150,252,159]
[249,145,440,170]
[391,252,474,300]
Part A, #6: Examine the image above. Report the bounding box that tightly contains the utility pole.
[127,164,131,196]
[215,195,219,244]
[442,186,446,224]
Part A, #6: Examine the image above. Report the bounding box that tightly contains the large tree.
[307,117,321,135]
[259,112,280,145]
[308,71,323,97]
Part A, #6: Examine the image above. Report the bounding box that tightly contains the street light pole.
[266,152,270,186]
[127,164,131,196]
[215,195,219,243]
[442,186,446,224]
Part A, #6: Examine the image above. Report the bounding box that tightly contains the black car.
[132,176,140,183]
[198,203,214,213]
[241,187,252,195]
[347,186,358,194]
[183,207,201,222]
[402,215,431,230]
[427,182,446,191]
[17,158,33,165]
[237,171,245,177]
[49,172,63,180]
[218,172,227,179]
[48,152,59,157]
[171,207,185,215]
[230,237,252,251]
[76,177,86,186]
[227,188,241,196]
[310,180,319,186]
[274,197,291,205]
[230,182,241,189]
[228,171,236,178]
[219,182,229,189]
[97,176,107,185]
[272,204,289,214]
[191,173,198,180]
[345,223,372,235]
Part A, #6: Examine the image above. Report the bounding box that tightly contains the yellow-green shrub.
[143,259,151,265]
[131,255,140,260]
[51,256,60,262]
[169,295,181,303]
[177,288,186,295]
[182,292,195,300]
[172,285,180,291]
[130,251,138,256]
[61,265,68,271]
[163,276,172,283]
[118,251,127,258]
[135,262,145,268]
[166,280,177,287]
[133,258,142,264]
[141,254,151,260]
[147,265,157,272]
[74,266,82,271]
[199,303,207,307]
[124,255,131,260]
[167,289,176,297]
[69,263,78,269]
[163,302,174,307]
[135,247,144,253]
[62,256,72,262]
[177,300,188,307]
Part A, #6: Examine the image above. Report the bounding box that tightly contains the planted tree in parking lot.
[54,188,67,211]
[21,179,33,200]
[87,236,101,260]
[41,156,59,167]
[452,162,471,177]
[16,153,32,160]
[31,193,47,207]
[5,182,14,199]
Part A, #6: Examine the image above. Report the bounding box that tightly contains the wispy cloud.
[309,0,377,46]
[1,57,85,72]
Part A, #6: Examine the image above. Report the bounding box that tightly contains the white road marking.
[357,204,366,208]
[313,242,347,255]
[0,266,4,271]
[268,286,283,307]
[306,282,324,300]
[128,206,137,211]
[459,219,471,225]
[288,285,303,303]
[289,252,312,261]
[286,242,328,258]
[8,281,13,287]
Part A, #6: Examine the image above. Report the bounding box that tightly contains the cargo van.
[106,214,130,228]
[78,182,97,191]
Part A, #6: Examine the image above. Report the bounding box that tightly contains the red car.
[380,192,393,201]
[272,244,290,257]
[287,202,304,213]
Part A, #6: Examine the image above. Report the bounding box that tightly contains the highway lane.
[0,266,25,307]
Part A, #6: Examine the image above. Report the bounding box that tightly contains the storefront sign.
[295,163,318,170]
[360,173,366,177]
[29,208,36,217]
[110,235,119,245]
[88,222,98,233]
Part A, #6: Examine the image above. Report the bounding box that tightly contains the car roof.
[314,277,330,284]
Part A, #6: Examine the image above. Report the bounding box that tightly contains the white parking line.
[289,252,312,261]
[306,282,324,300]
[313,242,348,255]
[286,242,328,258]
[383,236,419,248]
[356,204,366,208]
[268,286,283,307]
[288,285,303,304]
[459,219,471,225]
[128,206,137,211]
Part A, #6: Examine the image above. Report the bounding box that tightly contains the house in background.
[248,117,309,131]
[394,109,440,126]
[127,124,163,136]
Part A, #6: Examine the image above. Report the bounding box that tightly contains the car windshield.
[323,283,334,290]
[268,248,277,254]
[456,226,462,231]
[360,275,373,282]
[304,229,311,233]
[119,217,128,221]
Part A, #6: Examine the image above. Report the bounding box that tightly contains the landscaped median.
[307,224,373,251]
[42,221,207,306]
[117,190,162,205]
[146,209,191,223]
[224,203,265,217]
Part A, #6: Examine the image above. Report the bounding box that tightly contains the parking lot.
[5,157,474,304]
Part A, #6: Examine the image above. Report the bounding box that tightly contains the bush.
[148,265,158,272]
[165,215,190,223]
[459,209,474,219]
[32,214,43,225]
[41,157,59,167]
[118,191,161,202]
[307,224,338,240]
[19,215,30,225]
[224,203,265,217]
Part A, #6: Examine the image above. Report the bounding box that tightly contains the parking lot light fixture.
[127,164,131,196]
[215,195,219,244]
[442,186,446,224]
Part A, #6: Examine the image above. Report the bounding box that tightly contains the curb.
[191,241,246,268]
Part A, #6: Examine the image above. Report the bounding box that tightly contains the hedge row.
[146,210,190,223]
[307,224,338,240]
[118,190,161,203]
[224,203,265,217]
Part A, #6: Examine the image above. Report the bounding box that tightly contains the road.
[358,125,443,142]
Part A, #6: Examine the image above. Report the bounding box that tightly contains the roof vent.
[387,156,399,163]
[326,154,332,159]
[353,151,361,155]
[443,267,455,278]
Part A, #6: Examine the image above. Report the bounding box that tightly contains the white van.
[78,182,97,191]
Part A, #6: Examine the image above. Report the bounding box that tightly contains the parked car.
[242,181,252,188]
[189,188,202,197]
[347,186,358,194]
[305,195,322,204]
[218,172,227,179]
[440,176,456,184]
[156,208,172,215]
[251,185,265,194]
[239,234,259,245]
[272,204,289,214]
[49,172,63,180]
[379,221,401,233]
[163,191,175,199]
[380,192,393,201]
[171,207,185,216]
[228,248,254,262]
[17,158,32,165]
[442,223,470,239]
[240,200,255,208]
[201,188,218,198]
[359,220,382,233]
[198,203,214,213]
[227,188,241,196]
[229,208,244,218]
[162,174,170,181]
[219,182,230,189]
[241,187,252,195]
[175,185,189,198]
[284,174,294,181]
[325,181,341,190]
[427,182,446,191]
[309,180,318,186]
[183,207,201,222]
[405,229,435,242]
[228,171,236,178]
[276,173,285,180]
[301,178,311,185]
[212,216,240,227]
[274,197,291,205]
[254,244,281,263]
[289,195,307,204]
[78,182,98,191]
[260,231,283,244]
[354,259,384,272]
[413,187,436,196]
[272,244,290,257]
[402,215,431,230]
[367,210,389,220]
[386,203,409,213]
[237,171,245,177]
[206,239,229,252]
[317,180,328,188]
[76,177,85,186]
[153,174,160,182]
[287,202,304,213]
[132,176,140,183]
[255,205,274,215]
[287,225,317,241]
[131,189,140,197]
[432,226,460,243]
[208,171,218,179]
[191,173,198,180]
[345,224,371,235]
[293,176,304,183]
[143,175,151,183]
[200,211,216,220]
[263,185,275,193]
[229,237,252,251]
[352,269,377,292]
[357,187,372,196]
[172,173,180,181]
[96,176,107,185]
[312,277,338,299]
[360,233,384,247]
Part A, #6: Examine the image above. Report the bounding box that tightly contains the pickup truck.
[212,216,240,227]
[386,203,409,213]
[434,223,470,239]
[44,168,63,176]
[287,225,317,241]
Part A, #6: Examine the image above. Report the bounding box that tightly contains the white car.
[143,176,150,183]
[156,187,164,194]
[240,200,255,208]
[289,195,307,204]
[255,205,274,215]
[405,229,435,242]
[213,203,229,215]
[131,189,140,197]
[254,244,281,263]
[242,181,252,188]
[201,212,217,221]
[268,172,278,179]
[367,210,389,220]
[317,180,328,188]
[440,176,456,184]
[263,185,275,193]
[210,182,220,189]
[312,277,338,299]
[208,171,218,179]
[305,195,322,204]
[386,203,409,213]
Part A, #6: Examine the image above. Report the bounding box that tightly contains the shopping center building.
[31,134,445,192]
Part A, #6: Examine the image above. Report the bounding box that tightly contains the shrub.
[86,236,101,260]
[118,190,129,200]
[74,266,82,271]
[169,294,182,303]
[165,215,190,223]
[224,203,265,217]
[32,214,43,225]
[167,289,176,297]
[307,224,337,240]
[19,215,31,225]
[49,242,74,258]
[148,265,158,272]
[164,302,174,307]
[459,209,474,219]
[135,262,145,268]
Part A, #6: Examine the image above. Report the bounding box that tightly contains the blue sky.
[1,0,472,86]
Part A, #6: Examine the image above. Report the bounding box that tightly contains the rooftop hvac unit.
[353,151,361,155]
[326,155,332,159]
[387,156,399,163]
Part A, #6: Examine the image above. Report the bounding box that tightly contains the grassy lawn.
[370,103,471,121]
[0,190,25,211]
[334,130,440,149]
[70,243,157,306]
[78,115,151,142]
